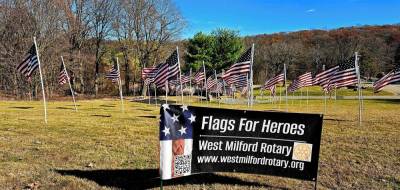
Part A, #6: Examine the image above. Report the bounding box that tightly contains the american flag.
[313,66,339,92]
[142,66,157,79]
[287,72,313,92]
[193,71,205,84]
[58,63,68,85]
[225,74,248,88]
[159,104,194,179]
[222,47,252,80]
[17,44,39,78]
[106,64,120,83]
[166,50,179,80]
[180,75,190,84]
[373,65,400,92]
[153,63,169,87]
[144,78,153,86]
[263,73,284,89]
[329,57,358,88]
[206,76,217,89]
[211,81,224,94]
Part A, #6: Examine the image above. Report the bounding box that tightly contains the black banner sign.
[159,104,323,181]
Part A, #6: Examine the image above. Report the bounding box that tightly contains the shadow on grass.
[138,115,157,118]
[56,107,74,110]
[372,99,400,104]
[55,169,277,190]
[91,114,112,118]
[100,104,116,107]
[9,106,34,109]
[131,98,178,105]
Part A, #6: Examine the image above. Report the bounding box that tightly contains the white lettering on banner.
[201,116,235,133]
[261,120,305,136]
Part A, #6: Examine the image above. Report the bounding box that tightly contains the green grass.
[253,86,394,97]
[0,97,399,189]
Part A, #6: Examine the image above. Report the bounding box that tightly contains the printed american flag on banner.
[106,64,120,83]
[329,57,358,88]
[373,65,400,92]
[17,44,39,78]
[263,73,284,90]
[58,62,68,85]
[160,104,194,180]
[222,47,252,80]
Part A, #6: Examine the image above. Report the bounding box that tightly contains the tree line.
[0,0,185,99]
[1,1,399,99]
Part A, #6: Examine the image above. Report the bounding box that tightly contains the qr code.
[174,154,191,176]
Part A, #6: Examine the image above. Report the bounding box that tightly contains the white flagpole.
[61,56,77,112]
[116,58,124,112]
[165,80,168,104]
[203,61,208,105]
[214,70,220,108]
[307,87,309,112]
[322,64,327,114]
[154,84,157,106]
[355,52,362,126]
[189,68,192,104]
[250,43,255,107]
[176,47,184,104]
[284,64,288,111]
[33,37,47,124]
[148,83,151,105]
[246,73,250,107]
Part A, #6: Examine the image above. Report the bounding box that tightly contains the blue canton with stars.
[159,104,195,140]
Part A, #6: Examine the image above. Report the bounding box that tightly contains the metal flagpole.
[300,88,303,106]
[355,52,362,126]
[214,70,220,108]
[189,68,192,105]
[284,64,288,112]
[307,87,309,112]
[61,56,78,112]
[165,81,168,104]
[33,37,47,124]
[246,73,250,108]
[203,61,208,106]
[154,84,157,106]
[176,47,184,104]
[148,84,151,105]
[116,58,124,112]
[250,43,255,107]
[322,64,327,114]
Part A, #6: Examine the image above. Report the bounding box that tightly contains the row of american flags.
[17,43,400,95]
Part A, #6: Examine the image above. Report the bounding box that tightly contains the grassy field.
[0,97,399,189]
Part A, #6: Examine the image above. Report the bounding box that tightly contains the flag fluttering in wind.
[142,66,157,80]
[225,74,247,88]
[206,76,217,90]
[153,63,169,87]
[313,66,339,92]
[373,65,400,92]
[180,75,190,84]
[193,70,205,84]
[263,73,284,89]
[222,47,252,80]
[288,72,313,92]
[211,81,224,94]
[106,64,120,83]
[17,44,38,78]
[166,50,179,80]
[58,62,68,85]
[329,57,358,88]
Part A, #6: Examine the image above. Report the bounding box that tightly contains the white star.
[162,104,169,110]
[188,114,196,123]
[178,126,187,135]
[171,114,179,123]
[181,105,188,112]
[162,126,170,136]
